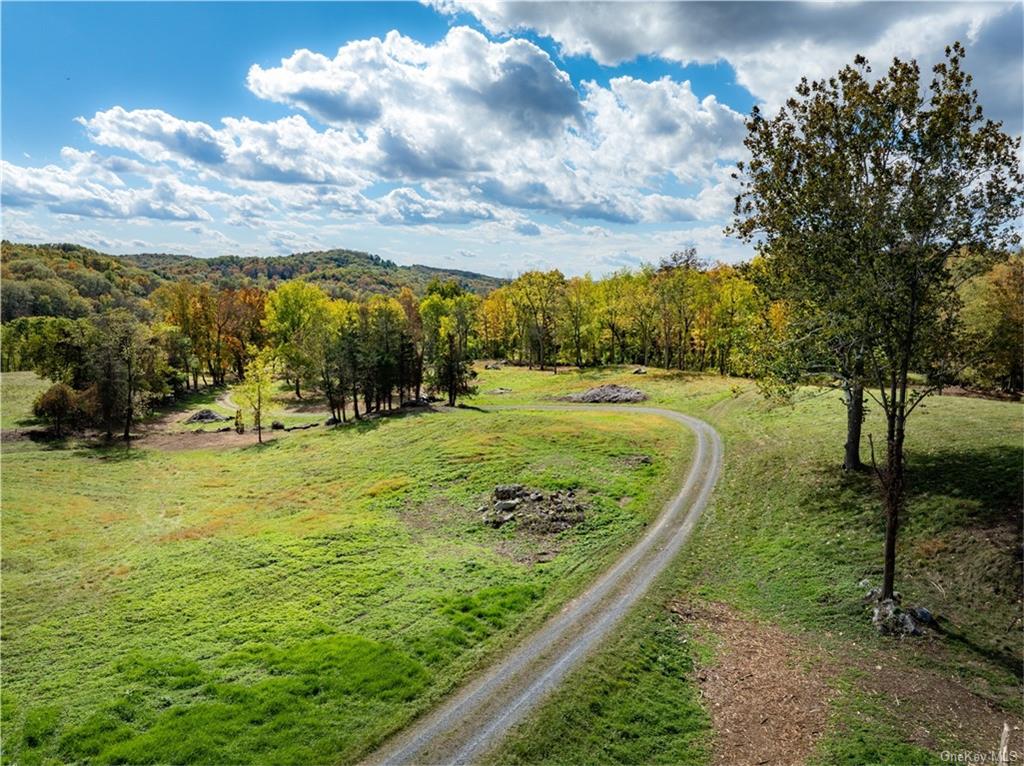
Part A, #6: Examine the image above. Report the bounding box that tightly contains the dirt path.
[216,389,239,411]
[365,404,723,766]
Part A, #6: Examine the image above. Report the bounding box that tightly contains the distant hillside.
[121,249,506,296]
[0,241,159,321]
[0,242,505,321]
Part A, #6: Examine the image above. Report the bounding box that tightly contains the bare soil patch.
[859,660,1024,756]
[138,429,277,451]
[670,600,834,766]
[934,386,1021,403]
[673,600,1024,765]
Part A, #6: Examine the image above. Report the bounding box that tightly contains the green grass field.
[474,365,1023,765]
[0,371,47,430]
[2,366,1020,765]
[0,372,692,765]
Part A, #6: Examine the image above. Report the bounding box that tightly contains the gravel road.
[366,404,724,766]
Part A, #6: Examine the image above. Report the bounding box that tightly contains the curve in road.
[366,404,724,766]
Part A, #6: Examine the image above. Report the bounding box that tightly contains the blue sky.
[2,1,1020,276]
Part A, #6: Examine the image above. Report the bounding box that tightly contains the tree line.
[6,276,480,440]
[9,243,1016,444]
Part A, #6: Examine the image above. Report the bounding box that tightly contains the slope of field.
[0,377,692,765]
[473,366,1023,765]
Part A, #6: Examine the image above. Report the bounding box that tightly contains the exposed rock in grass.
[185,409,229,424]
[562,384,647,403]
[632,367,647,374]
[271,421,285,430]
[494,484,524,500]
[860,579,926,636]
[481,485,586,532]
[487,388,513,395]
[872,598,923,636]
[484,362,503,370]
[401,398,431,408]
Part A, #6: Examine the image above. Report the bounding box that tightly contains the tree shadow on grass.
[905,444,1023,530]
[71,442,148,462]
[931,619,1024,681]
[340,404,439,435]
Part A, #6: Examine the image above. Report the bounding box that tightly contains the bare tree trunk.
[123,357,134,443]
[844,381,865,470]
[881,414,905,600]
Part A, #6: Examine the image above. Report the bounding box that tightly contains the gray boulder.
[563,384,647,403]
[494,484,525,500]
[872,598,922,636]
[185,409,229,424]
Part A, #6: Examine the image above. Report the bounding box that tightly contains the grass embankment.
[474,365,1022,766]
[0,371,692,764]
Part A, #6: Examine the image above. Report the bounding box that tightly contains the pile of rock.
[401,398,432,408]
[185,409,229,424]
[479,484,586,533]
[861,579,934,636]
[562,384,647,403]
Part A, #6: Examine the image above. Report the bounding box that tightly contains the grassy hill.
[471,366,1023,765]
[0,242,505,322]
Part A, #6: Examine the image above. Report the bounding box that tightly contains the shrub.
[33,383,78,436]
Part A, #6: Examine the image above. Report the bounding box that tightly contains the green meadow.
[0,371,691,765]
[2,366,1020,765]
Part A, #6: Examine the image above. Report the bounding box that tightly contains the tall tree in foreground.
[732,44,1022,603]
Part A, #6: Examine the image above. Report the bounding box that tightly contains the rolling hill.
[0,241,505,321]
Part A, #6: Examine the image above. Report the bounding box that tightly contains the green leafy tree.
[264,281,329,399]
[421,293,477,406]
[960,254,1024,391]
[732,44,1023,601]
[237,354,276,443]
[33,383,78,436]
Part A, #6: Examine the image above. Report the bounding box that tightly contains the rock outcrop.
[562,384,647,403]
[479,484,586,532]
[185,409,229,424]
